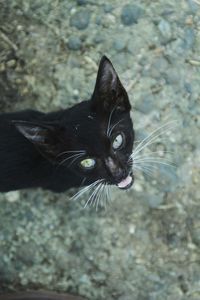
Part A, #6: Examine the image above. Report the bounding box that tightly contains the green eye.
[112,133,124,150]
[80,158,96,169]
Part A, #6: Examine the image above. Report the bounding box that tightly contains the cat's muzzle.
[116,173,134,190]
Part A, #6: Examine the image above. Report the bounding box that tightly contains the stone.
[145,194,164,208]
[156,166,178,192]
[184,82,192,94]
[103,4,113,13]
[113,38,126,52]
[70,9,91,30]
[164,67,180,85]
[135,94,155,114]
[181,28,195,50]
[191,226,200,246]
[5,191,20,202]
[187,0,199,13]
[6,59,17,68]
[16,243,38,265]
[93,34,104,44]
[158,19,172,42]
[121,4,144,26]
[76,0,88,5]
[68,35,82,50]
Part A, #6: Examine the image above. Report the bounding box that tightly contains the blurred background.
[0,0,200,299]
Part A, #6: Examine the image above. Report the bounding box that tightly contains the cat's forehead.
[73,118,128,155]
[65,101,131,152]
[68,104,106,132]
[73,119,106,151]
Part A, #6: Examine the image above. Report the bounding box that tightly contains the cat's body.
[0,56,134,193]
[0,109,78,192]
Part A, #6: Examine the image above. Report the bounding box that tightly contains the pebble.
[76,0,88,5]
[112,52,132,69]
[164,67,181,85]
[6,59,17,68]
[191,226,200,246]
[181,28,195,50]
[145,194,164,208]
[153,57,168,72]
[16,243,38,265]
[133,182,143,192]
[70,9,91,30]
[184,82,192,94]
[95,15,102,25]
[158,19,172,43]
[5,191,20,202]
[0,63,5,72]
[104,4,113,13]
[79,274,91,284]
[156,166,178,192]
[0,259,17,282]
[121,4,144,26]
[113,38,126,52]
[187,0,199,13]
[68,35,82,50]
[135,94,155,114]
[93,34,104,44]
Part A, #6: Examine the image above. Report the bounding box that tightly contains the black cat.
[0,56,134,193]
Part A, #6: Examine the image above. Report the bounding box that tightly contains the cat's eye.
[80,158,96,170]
[112,133,124,150]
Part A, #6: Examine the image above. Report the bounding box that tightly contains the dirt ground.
[0,1,200,299]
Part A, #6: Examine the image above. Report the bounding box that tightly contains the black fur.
[0,56,134,192]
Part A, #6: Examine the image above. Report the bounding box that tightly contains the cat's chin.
[117,175,133,190]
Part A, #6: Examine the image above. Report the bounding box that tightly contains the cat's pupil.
[112,133,124,150]
[80,158,96,169]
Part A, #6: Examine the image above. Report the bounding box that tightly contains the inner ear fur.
[13,120,62,163]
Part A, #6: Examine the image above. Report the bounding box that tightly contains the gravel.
[121,4,144,26]
[0,1,200,300]
[158,19,172,43]
[68,35,82,50]
[70,9,91,30]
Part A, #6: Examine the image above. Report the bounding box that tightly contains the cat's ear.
[12,121,62,163]
[91,56,131,113]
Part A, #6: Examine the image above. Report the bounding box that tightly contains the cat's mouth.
[116,174,133,190]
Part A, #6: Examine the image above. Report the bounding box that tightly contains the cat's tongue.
[117,175,132,189]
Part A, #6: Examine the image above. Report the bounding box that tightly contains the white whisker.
[57,150,86,158]
[71,179,102,201]
[107,106,116,137]
[134,159,176,168]
[59,153,85,167]
[133,164,155,177]
[101,183,107,207]
[133,155,175,163]
[79,177,86,188]
[94,182,105,211]
[70,178,112,210]
[84,182,103,208]
[133,150,174,158]
[68,153,85,167]
[105,183,111,207]
[132,120,178,159]
[131,121,179,182]
[108,119,124,137]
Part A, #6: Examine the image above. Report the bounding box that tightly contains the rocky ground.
[0,0,200,299]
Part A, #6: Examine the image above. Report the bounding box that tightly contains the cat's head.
[14,56,134,190]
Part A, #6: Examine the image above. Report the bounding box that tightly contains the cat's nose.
[105,156,127,182]
[113,168,126,182]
